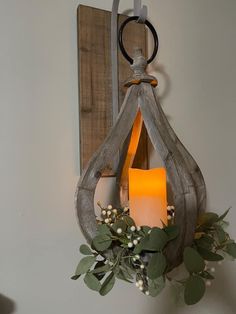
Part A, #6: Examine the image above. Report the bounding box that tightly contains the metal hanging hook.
[111,0,148,126]
[118,16,159,64]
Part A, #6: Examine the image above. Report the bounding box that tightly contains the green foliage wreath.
[72,204,236,305]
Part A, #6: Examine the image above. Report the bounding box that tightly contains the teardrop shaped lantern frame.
[76,17,206,268]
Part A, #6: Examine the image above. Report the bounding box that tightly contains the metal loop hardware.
[118,16,159,64]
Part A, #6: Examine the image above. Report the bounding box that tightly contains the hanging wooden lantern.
[76,16,206,269]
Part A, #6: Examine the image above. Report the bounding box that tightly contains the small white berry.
[206,280,212,287]
[167,206,172,210]
[135,282,139,287]
[112,209,117,214]
[104,218,109,224]
[210,267,215,273]
[137,226,141,231]
[137,237,141,240]
[127,235,131,239]
[102,210,106,215]
[132,257,136,262]
[148,230,151,234]
[140,264,145,269]
[139,286,144,291]
[107,205,112,210]
[135,254,140,259]
[130,226,136,232]
[124,207,129,212]
[117,228,122,234]
[107,210,111,216]
[167,215,172,220]
[145,291,150,296]
[138,280,143,286]
[128,242,133,248]
[133,239,138,245]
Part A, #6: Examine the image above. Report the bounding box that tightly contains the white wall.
[0,0,236,313]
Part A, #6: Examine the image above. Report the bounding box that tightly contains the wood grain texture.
[139,83,199,268]
[78,5,148,176]
[76,85,140,243]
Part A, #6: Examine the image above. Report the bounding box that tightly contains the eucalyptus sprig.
[169,208,236,305]
[72,204,178,297]
[72,206,236,306]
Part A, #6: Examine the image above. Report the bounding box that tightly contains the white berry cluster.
[204,260,223,287]
[98,203,119,225]
[135,279,149,295]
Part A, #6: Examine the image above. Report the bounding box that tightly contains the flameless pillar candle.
[128,168,168,228]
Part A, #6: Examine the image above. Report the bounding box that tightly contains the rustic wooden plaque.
[78,5,148,176]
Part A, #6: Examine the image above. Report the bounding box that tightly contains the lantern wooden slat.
[76,50,206,268]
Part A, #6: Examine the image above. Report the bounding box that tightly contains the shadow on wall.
[149,63,172,103]
[0,294,16,314]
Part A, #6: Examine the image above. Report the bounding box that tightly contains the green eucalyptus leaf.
[141,226,151,235]
[148,276,165,297]
[92,261,110,280]
[80,244,93,256]
[119,265,134,280]
[99,272,116,296]
[164,225,179,241]
[218,220,229,230]
[121,260,136,275]
[225,242,236,258]
[215,226,226,243]
[217,208,231,222]
[71,275,80,280]
[147,252,166,279]
[92,234,112,252]
[116,268,133,283]
[198,212,219,226]
[184,275,206,305]
[195,235,214,250]
[75,256,96,275]
[112,220,127,233]
[84,273,101,291]
[183,247,205,273]
[133,236,150,254]
[197,247,223,261]
[97,224,112,235]
[122,216,136,227]
[200,271,214,280]
[144,228,168,251]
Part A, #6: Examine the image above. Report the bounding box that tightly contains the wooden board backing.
[78,5,149,176]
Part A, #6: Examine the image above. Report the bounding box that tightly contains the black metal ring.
[118,16,159,64]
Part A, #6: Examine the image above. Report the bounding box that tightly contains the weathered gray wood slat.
[76,86,139,242]
[139,83,198,267]
[152,89,206,214]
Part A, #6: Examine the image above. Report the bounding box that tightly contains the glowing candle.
[128,168,167,228]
